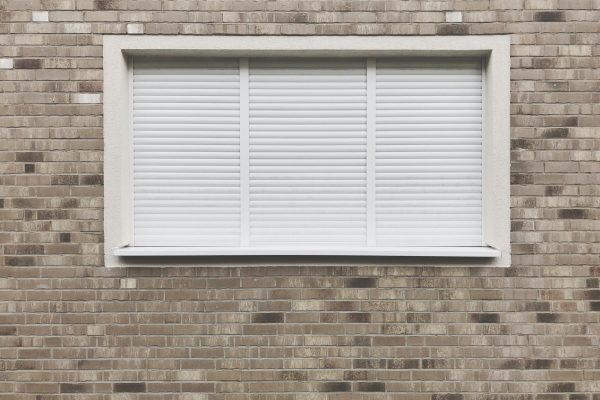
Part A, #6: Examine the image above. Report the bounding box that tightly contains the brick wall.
[1,0,600,398]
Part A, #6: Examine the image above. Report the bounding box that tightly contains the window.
[104,36,510,267]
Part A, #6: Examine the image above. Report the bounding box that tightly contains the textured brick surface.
[1,0,600,398]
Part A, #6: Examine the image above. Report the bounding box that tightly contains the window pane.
[248,59,368,247]
[132,58,241,246]
[375,59,483,246]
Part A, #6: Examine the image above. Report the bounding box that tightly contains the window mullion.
[366,58,376,247]
[240,58,250,247]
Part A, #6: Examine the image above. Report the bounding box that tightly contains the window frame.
[104,35,510,268]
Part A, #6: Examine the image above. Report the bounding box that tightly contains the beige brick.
[126,23,144,34]
[31,11,49,22]
[0,59,14,69]
[445,11,463,22]
[120,278,137,289]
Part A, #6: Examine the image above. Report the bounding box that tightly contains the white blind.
[133,59,241,246]
[249,59,367,247]
[132,57,483,250]
[376,59,483,246]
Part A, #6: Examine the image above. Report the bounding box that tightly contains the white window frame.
[104,35,510,268]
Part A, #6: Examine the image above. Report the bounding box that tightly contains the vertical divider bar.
[128,56,135,246]
[240,58,250,247]
[480,56,486,246]
[366,58,376,247]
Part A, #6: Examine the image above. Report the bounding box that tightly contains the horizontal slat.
[377,88,480,96]
[134,124,239,131]
[377,96,481,103]
[249,96,367,103]
[134,116,241,123]
[134,108,239,115]
[250,103,366,110]
[134,96,240,102]
[135,208,240,215]
[378,116,481,123]
[251,214,365,221]
[376,124,481,131]
[250,117,366,124]
[251,159,365,166]
[251,165,365,172]
[376,152,481,159]
[376,74,480,82]
[376,179,481,187]
[135,145,240,152]
[377,110,481,117]
[135,152,240,159]
[376,82,481,89]
[135,103,240,110]
[134,81,240,89]
[134,75,239,82]
[134,139,239,145]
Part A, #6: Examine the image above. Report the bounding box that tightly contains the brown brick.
[547,383,575,392]
[537,313,559,323]
[354,358,386,369]
[279,371,308,381]
[557,209,587,219]
[342,312,371,323]
[51,175,79,185]
[15,152,43,162]
[13,58,43,69]
[251,313,284,323]
[319,382,350,392]
[343,370,367,380]
[5,256,35,266]
[470,313,500,323]
[77,81,102,92]
[60,383,93,393]
[542,128,569,138]
[387,359,420,369]
[0,326,17,335]
[94,0,119,10]
[534,11,565,22]
[181,383,215,392]
[356,382,385,392]
[422,359,451,369]
[345,277,377,288]
[432,395,464,400]
[79,174,103,185]
[436,24,469,35]
[525,359,556,369]
[113,382,146,393]
[545,186,563,196]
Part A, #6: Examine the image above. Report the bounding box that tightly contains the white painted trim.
[114,245,501,258]
[105,35,508,57]
[103,35,511,268]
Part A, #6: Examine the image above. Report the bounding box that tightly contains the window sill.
[113,246,501,258]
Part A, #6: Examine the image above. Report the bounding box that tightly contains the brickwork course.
[1,0,600,398]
